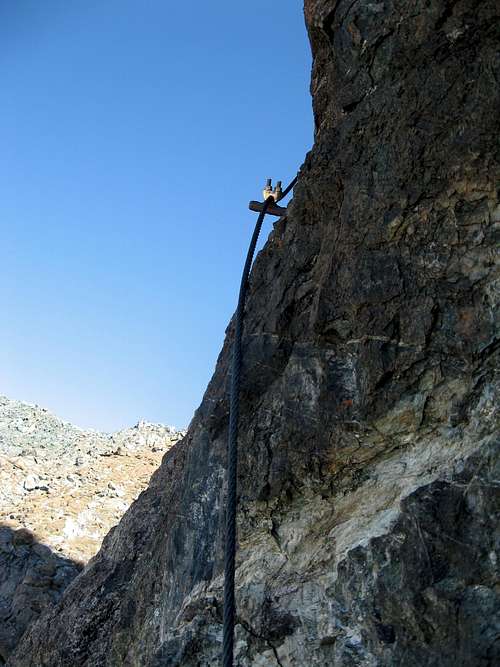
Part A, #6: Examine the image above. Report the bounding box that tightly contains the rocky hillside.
[0,394,181,457]
[8,1,500,666]
[0,395,185,562]
[0,396,184,663]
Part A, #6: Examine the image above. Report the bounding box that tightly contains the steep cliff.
[9,1,499,665]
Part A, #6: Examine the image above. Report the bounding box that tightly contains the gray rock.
[0,528,81,663]
[22,476,38,492]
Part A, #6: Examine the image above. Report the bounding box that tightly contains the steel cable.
[222,176,297,666]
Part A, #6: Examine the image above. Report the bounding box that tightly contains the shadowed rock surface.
[0,527,82,664]
[9,1,499,665]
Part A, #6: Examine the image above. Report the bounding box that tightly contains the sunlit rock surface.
[9,1,499,665]
[0,396,184,562]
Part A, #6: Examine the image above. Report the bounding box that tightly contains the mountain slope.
[0,397,184,663]
[0,395,184,561]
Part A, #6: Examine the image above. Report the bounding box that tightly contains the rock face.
[9,1,499,666]
[0,527,82,663]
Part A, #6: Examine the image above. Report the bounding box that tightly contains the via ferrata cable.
[222,175,297,667]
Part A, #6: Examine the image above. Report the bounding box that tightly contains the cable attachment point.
[262,178,273,200]
[262,178,283,202]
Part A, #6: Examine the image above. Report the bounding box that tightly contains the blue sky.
[1,1,313,431]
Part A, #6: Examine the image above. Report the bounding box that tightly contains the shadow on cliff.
[0,524,83,663]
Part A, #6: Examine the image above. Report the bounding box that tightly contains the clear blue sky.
[1,1,313,431]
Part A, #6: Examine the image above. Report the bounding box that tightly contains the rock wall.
[0,527,81,664]
[9,1,499,665]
